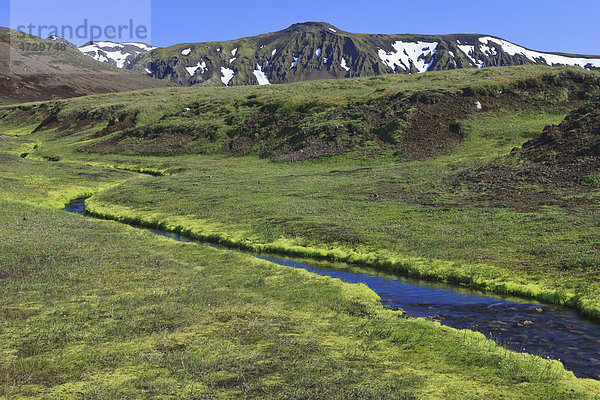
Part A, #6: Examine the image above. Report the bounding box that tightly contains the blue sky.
[2,0,599,55]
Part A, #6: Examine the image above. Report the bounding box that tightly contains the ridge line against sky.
[1,0,599,55]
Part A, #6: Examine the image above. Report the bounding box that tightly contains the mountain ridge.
[71,22,600,87]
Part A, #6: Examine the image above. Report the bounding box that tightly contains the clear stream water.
[65,199,600,379]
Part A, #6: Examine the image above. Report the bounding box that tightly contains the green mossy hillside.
[2,65,599,162]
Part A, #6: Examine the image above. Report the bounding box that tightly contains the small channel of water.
[65,199,600,379]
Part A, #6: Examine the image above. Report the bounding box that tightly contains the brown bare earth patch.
[0,28,169,104]
[521,100,600,170]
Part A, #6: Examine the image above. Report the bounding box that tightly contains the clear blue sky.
[2,0,599,55]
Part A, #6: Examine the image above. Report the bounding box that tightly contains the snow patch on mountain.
[253,64,270,85]
[185,61,207,76]
[378,41,438,73]
[79,41,156,68]
[479,42,497,57]
[181,48,192,56]
[272,49,277,56]
[79,47,127,68]
[479,37,600,69]
[221,67,234,86]
[231,48,238,56]
[340,57,350,71]
[316,48,322,57]
[290,57,299,69]
[457,44,477,66]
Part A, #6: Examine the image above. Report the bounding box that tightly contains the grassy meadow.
[1,163,600,399]
[1,65,600,398]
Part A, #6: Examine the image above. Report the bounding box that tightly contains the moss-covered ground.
[2,168,600,399]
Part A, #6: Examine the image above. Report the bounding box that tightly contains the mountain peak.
[285,22,341,33]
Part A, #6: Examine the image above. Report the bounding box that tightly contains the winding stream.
[66,199,600,379]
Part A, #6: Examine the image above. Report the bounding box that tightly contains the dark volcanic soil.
[455,100,600,209]
[522,100,600,165]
